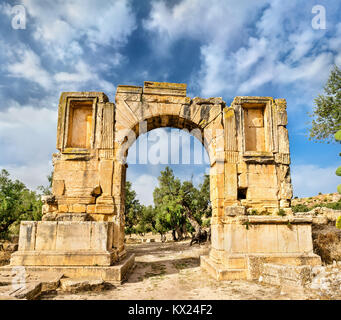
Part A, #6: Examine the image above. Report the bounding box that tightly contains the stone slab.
[2,253,135,284]
[200,255,247,280]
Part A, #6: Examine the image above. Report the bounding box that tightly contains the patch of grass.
[292,204,310,213]
[174,261,188,270]
[143,263,167,279]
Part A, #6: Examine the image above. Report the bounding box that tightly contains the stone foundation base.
[10,251,116,266]
[260,263,313,288]
[12,220,126,267]
[200,256,247,280]
[201,253,321,281]
[2,253,135,284]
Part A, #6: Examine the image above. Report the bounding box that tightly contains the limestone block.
[71,204,87,213]
[116,85,142,95]
[95,204,115,214]
[248,172,277,188]
[58,204,69,213]
[224,223,247,254]
[52,180,65,196]
[211,224,224,250]
[224,163,238,200]
[55,222,91,251]
[90,222,113,251]
[297,224,313,253]
[55,213,91,222]
[276,111,288,126]
[225,206,246,217]
[246,224,278,253]
[261,263,312,288]
[279,199,290,208]
[247,187,278,200]
[35,222,57,251]
[280,181,293,200]
[201,105,222,128]
[275,153,290,164]
[98,160,114,198]
[60,278,105,293]
[278,126,290,154]
[18,222,37,251]
[142,94,189,105]
[90,214,109,222]
[86,205,96,214]
[277,224,299,253]
[143,81,187,96]
[42,203,58,214]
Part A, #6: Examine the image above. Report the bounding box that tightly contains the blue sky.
[0,0,340,205]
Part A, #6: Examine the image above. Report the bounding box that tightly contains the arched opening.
[122,123,212,282]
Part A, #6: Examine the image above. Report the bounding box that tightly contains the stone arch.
[110,83,226,255]
[9,82,321,283]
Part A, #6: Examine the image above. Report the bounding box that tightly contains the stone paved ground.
[40,241,329,300]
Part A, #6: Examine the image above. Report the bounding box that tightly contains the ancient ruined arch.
[9,82,321,282]
[111,84,226,256]
[118,115,215,241]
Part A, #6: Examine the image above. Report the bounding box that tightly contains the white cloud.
[0,105,57,190]
[144,0,266,47]
[2,162,53,191]
[144,0,337,104]
[128,174,158,206]
[22,0,136,58]
[291,164,340,198]
[54,60,115,93]
[6,48,52,89]
[3,41,115,94]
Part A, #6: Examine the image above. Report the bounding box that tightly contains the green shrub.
[335,130,341,194]
[336,166,341,177]
[202,218,211,227]
[335,130,341,141]
[292,204,310,213]
[248,209,259,216]
[336,216,341,230]
[277,209,286,216]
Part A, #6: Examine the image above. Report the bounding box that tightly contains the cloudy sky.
[0,0,340,205]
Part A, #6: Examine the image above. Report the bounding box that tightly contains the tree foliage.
[0,169,42,239]
[335,130,341,194]
[37,172,53,195]
[309,65,341,143]
[153,167,211,240]
[124,167,211,241]
[124,181,142,236]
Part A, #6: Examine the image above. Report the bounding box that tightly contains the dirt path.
[41,240,318,300]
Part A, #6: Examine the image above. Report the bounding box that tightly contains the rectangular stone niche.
[66,100,93,149]
[243,104,266,152]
